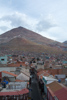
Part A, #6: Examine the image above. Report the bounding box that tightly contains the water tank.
[58,79,61,83]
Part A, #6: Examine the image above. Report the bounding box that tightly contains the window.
[1,59,4,61]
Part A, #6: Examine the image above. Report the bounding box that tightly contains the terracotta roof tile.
[37,70,49,76]
[2,71,17,77]
[18,88,29,95]
[0,91,18,96]
[15,79,24,82]
[0,89,29,96]
[7,62,26,67]
[47,87,55,97]
[47,81,63,92]
[55,88,67,100]
[37,68,43,73]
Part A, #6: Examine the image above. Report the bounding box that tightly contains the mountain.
[0,26,59,45]
[63,41,67,44]
[0,26,66,55]
[0,37,64,54]
[62,41,67,51]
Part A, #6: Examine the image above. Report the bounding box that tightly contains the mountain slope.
[0,26,66,54]
[0,26,59,45]
[0,37,65,54]
[63,41,67,46]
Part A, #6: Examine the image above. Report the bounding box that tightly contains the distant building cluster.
[0,53,67,100]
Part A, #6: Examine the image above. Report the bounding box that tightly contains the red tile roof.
[18,88,29,95]
[37,70,49,76]
[37,68,43,73]
[47,81,67,100]
[0,89,29,96]
[47,81,63,92]
[48,69,62,76]
[0,91,18,96]
[15,79,25,82]
[47,87,55,97]
[15,79,24,82]
[55,88,67,100]
[7,62,26,67]
[2,71,17,77]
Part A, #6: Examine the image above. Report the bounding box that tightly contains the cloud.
[0,11,66,42]
[0,20,11,33]
[0,26,8,31]
[0,12,38,32]
[0,12,28,27]
[46,27,67,42]
[36,19,57,32]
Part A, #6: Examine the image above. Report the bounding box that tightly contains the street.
[29,73,43,100]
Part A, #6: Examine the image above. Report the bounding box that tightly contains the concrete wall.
[48,69,62,75]
[0,67,16,72]
[2,73,16,82]
[47,87,55,100]
[0,55,7,64]
[2,73,15,77]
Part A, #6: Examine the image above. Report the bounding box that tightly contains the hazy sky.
[0,0,67,42]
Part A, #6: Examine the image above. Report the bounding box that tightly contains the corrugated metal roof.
[55,88,67,100]
[21,68,30,77]
[43,76,57,81]
[6,82,27,90]
[16,73,29,81]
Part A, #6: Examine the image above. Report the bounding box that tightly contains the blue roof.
[2,80,9,84]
